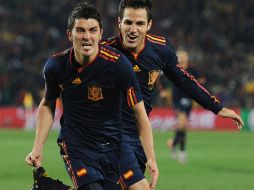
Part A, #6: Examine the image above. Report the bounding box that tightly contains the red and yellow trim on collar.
[146,34,166,46]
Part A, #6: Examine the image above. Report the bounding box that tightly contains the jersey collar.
[118,33,146,60]
[69,46,100,73]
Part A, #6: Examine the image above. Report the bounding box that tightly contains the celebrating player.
[25,2,157,190]
[102,0,244,189]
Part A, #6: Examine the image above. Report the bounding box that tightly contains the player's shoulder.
[45,48,72,70]
[100,36,118,46]
[99,44,122,63]
[99,44,132,69]
[146,34,167,46]
[49,48,71,63]
[146,33,173,47]
[146,34,175,54]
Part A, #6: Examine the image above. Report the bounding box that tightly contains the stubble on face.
[68,19,102,65]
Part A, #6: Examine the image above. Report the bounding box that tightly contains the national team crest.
[88,85,103,101]
[148,70,160,89]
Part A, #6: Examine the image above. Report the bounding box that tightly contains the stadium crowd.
[1,0,253,108]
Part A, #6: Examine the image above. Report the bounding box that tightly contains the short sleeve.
[43,59,61,100]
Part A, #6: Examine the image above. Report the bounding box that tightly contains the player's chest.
[131,57,162,90]
[57,70,117,102]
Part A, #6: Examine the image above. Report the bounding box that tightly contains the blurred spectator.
[0,0,253,108]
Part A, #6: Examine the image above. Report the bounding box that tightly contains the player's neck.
[74,49,98,66]
[134,40,145,54]
[124,39,145,55]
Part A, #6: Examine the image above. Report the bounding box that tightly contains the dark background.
[0,0,253,108]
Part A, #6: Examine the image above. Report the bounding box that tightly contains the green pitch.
[0,129,253,190]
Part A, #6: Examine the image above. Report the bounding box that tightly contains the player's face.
[67,18,102,63]
[119,8,152,53]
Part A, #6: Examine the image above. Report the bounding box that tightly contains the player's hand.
[218,107,244,130]
[25,150,43,167]
[147,159,159,190]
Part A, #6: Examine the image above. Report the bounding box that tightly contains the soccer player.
[166,50,204,164]
[25,3,157,190]
[101,0,244,189]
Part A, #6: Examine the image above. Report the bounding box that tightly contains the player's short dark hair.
[68,2,102,31]
[118,0,153,22]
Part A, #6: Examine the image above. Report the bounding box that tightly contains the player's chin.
[125,42,138,50]
[81,50,93,57]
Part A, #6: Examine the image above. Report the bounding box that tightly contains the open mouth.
[81,42,92,48]
[127,34,138,41]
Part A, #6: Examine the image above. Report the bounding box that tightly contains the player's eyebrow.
[75,26,99,32]
[123,19,146,26]
[89,26,99,31]
[76,26,85,31]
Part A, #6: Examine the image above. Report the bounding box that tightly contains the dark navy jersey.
[172,67,200,114]
[102,34,223,141]
[43,45,142,149]
[173,67,200,104]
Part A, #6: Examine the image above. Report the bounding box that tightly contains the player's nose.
[83,31,91,39]
[129,24,138,33]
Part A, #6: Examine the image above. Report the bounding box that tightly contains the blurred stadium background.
[0,0,254,189]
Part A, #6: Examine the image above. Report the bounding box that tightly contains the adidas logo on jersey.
[133,65,141,72]
[72,77,81,84]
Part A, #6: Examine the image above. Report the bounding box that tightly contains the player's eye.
[136,21,146,26]
[76,27,85,33]
[90,27,98,33]
[124,20,132,25]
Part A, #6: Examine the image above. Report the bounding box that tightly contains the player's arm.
[25,58,60,167]
[132,101,158,190]
[162,43,243,129]
[25,98,56,167]
[165,64,243,129]
[187,69,243,128]
[133,103,155,163]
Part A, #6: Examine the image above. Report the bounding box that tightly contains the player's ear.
[118,17,122,28]
[147,20,152,31]
[67,30,72,42]
[99,29,103,40]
